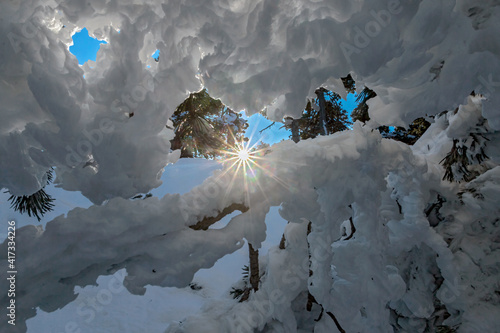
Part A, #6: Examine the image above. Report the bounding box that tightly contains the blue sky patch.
[69,28,107,65]
[152,49,160,60]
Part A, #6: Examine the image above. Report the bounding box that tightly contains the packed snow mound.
[2,96,499,332]
[1,1,500,331]
[1,0,500,201]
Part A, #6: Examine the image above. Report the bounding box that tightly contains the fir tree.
[341,74,376,123]
[341,74,356,94]
[436,102,491,183]
[440,126,490,182]
[170,89,248,158]
[284,88,352,141]
[351,86,376,123]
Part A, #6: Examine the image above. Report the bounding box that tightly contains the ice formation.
[1,0,499,332]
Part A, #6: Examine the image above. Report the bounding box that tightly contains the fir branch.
[230,287,246,300]
[8,188,55,221]
[241,265,249,280]
[7,169,55,221]
[440,140,471,182]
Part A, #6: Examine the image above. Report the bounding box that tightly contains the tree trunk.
[315,88,327,136]
[248,243,260,291]
[291,119,300,143]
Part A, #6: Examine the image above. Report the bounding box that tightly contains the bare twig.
[344,216,356,240]
[326,311,346,333]
[259,122,275,134]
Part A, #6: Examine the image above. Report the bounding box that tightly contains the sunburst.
[237,148,250,162]
[221,137,289,205]
[224,140,259,170]
[215,121,296,207]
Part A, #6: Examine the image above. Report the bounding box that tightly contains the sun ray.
[218,119,303,203]
[220,134,294,204]
[246,157,290,190]
[222,158,244,203]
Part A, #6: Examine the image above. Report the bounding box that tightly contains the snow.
[1,0,500,332]
[2,0,500,200]
[2,159,288,332]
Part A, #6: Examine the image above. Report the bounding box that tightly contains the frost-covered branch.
[189,202,248,230]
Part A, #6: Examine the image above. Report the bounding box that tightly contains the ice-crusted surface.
[1,0,500,332]
[1,97,499,332]
[163,100,500,333]
[1,0,500,200]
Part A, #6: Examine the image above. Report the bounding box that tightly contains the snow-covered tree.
[284,88,352,142]
[1,1,499,332]
[170,89,248,158]
[351,86,377,123]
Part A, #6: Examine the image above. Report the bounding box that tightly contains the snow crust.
[2,96,500,332]
[1,0,500,201]
[1,1,500,332]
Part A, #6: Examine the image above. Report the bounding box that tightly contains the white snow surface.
[1,0,500,200]
[2,97,500,332]
[16,159,287,333]
[1,1,500,332]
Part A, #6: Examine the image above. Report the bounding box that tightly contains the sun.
[237,148,250,161]
[218,125,291,200]
[225,143,256,165]
[218,136,289,205]
[223,141,258,172]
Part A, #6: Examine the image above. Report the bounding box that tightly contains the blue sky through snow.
[69,28,107,65]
